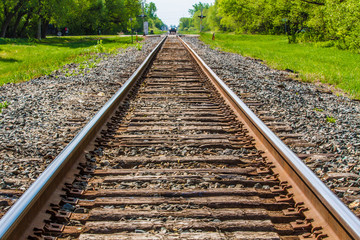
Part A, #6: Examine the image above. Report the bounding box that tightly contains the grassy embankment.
[200,33,360,99]
[178,30,200,35]
[0,35,142,86]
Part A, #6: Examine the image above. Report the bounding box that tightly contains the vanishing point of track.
[0,36,359,239]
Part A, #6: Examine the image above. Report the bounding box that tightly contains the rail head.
[0,36,167,239]
[179,36,360,240]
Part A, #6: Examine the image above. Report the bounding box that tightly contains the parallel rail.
[0,35,358,239]
[179,37,360,239]
[0,37,167,239]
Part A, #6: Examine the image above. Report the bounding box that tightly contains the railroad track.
[0,36,359,239]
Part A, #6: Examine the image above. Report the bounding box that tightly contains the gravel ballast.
[0,35,359,218]
[183,36,360,216]
[0,36,162,214]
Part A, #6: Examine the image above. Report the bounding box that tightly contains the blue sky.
[147,0,215,26]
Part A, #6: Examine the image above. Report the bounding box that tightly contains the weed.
[88,61,97,68]
[314,108,324,112]
[79,63,86,70]
[95,39,105,53]
[326,116,336,123]
[136,43,142,51]
[0,101,9,113]
[65,70,82,77]
[65,72,72,77]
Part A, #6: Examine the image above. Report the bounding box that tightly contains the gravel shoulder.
[0,36,162,214]
[183,36,360,215]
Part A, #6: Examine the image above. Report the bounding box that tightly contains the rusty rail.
[0,35,359,239]
[0,36,167,239]
[179,36,360,240]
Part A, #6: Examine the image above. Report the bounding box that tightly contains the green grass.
[149,29,167,35]
[200,33,360,99]
[0,35,142,85]
[178,30,201,35]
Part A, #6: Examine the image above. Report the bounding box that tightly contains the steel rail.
[0,36,167,239]
[179,36,360,240]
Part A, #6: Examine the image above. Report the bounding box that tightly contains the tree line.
[180,0,360,50]
[0,0,165,39]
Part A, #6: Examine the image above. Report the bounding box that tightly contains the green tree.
[207,1,223,31]
[205,0,360,50]
[180,2,212,32]
[146,2,157,18]
[179,17,194,31]
[323,0,360,49]
[0,0,26,37]
[189,2,210,17]
[0,0,163,38]
[143,1,165,32]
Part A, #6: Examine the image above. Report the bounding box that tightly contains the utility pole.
[198,5,206,33]
[138,0,147,36]
[129,18,134,44]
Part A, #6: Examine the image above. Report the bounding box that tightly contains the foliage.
[179,17,194,32]
[322,0,360,50]
[94,39,105,53]
[135,43,142,51]
[183,0,360,50]
[206,1,223,31]
[143,1,166,32]
[179,2,211,32]
[0,101,9,113]
[326,116,336,123]
[188,3,211,17]
[0,35,142,85]
[200,33,360,99]
[0,0,165,38]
